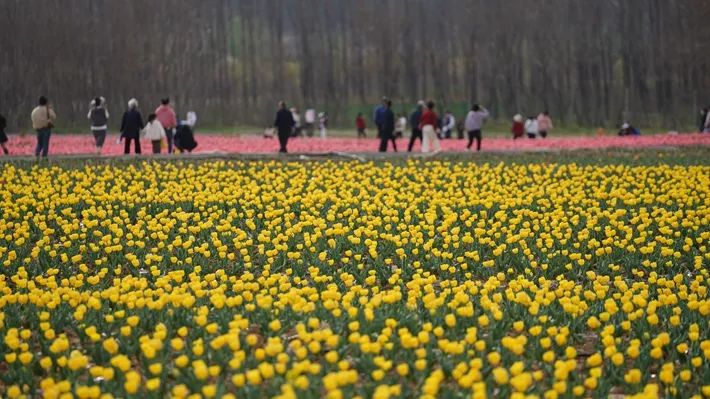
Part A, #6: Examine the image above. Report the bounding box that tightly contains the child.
[143,113,166,154]
[442,111,456,139]
[511,114,524,140]
[525,116,538,139]
[355,113,367,138]
[0,113,8,154]
[395,114,407,138]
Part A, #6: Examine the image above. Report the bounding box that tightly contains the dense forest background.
[1,0,709,130]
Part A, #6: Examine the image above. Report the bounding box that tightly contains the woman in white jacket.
[143,113,166,154]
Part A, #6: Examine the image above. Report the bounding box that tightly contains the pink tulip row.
[2,133,709,156]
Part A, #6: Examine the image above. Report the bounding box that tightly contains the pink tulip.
[2,132,709,155]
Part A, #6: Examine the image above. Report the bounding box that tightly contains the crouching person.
[175,112,198,153]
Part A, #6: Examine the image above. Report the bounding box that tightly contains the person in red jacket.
[355,113,367,138]
[419,101,441,153]
[511,114,524,140]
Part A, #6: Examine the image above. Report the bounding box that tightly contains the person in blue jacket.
[373,96,388,139]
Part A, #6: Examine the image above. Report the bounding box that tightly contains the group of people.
[5,96,199,158]
[7,96,708,158]
[511,112,554,139]
[287,108,329,139]
[101,97,198,155]
[359,97,556,153]
[369,98,486,153]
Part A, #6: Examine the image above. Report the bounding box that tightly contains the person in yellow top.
[30,96,57,158]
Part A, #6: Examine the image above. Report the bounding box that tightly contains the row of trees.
[1,0,709,130]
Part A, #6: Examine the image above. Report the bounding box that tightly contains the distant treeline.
[1,0,709,130]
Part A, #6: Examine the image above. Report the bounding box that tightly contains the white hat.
[622,123,629,129]
[182,111,197,127]
[513,114,523,123]
[128,98,138,109]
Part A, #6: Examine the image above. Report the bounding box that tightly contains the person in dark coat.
[174,112,198,153]
[274,101,295,153]
[0,113,8,155]
[174,125,198,153]
[699,108,708,132]
[120,98,144,154]
[378,100,397,152]
[407,101,424,152]
[88,97,109,154]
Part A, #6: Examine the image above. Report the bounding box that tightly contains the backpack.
[90,108,108,127]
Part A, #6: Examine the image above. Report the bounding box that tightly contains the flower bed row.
[2,132,709,156]
[0,159,708,398]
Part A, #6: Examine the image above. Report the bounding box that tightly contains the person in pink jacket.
[537,110,553,138]
[155,98,177,153]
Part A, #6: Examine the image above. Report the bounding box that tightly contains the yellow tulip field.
[0,157,708,399]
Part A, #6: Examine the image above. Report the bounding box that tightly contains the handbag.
[46,107,54,129]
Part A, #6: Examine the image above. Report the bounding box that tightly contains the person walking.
[407,101,424,152]
[143,113,166,154]
[378,100,396,152]
[705,108,710,133]
[373,96,387,139]
[537,110,553,138]
[155,98,177,153]
[419,101,441,153]
[464,104,489,151]
[88,97,109,154]
[274,101,295,153]
[355,113,367,138]
[30,96,56,158]
[0,113,9,155]
[120,98,144,154]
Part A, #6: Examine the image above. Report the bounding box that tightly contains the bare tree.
[0,0,708,130]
